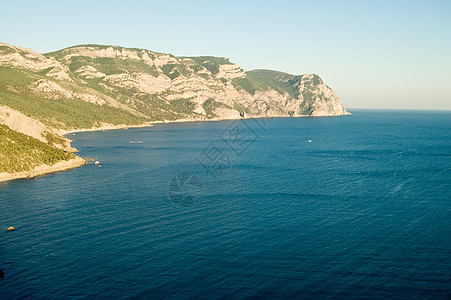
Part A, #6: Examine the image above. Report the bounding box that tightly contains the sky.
[1,0,450,110]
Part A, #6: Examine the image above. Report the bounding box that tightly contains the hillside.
[0,42,347,129]
[0,105,84,179]
[0,124,74,173]
[0,41,348,179]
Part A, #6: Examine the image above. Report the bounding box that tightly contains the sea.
[0,110,450,299]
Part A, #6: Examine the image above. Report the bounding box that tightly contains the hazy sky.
[1,0,450,110]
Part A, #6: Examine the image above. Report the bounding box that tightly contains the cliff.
[0,42,347,129]
[0,41,348,179]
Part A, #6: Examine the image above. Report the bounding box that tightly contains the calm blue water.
[1,110,450,299]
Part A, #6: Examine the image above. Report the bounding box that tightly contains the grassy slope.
[246,69,301,98]
[0,67,148,129]
[0,124,74,173]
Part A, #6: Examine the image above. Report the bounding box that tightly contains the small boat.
[7,227,15,231]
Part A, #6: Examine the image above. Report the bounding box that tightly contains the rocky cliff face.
[0,42,348,178]
[0,42,347,130]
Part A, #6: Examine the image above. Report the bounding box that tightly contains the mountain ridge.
[0,41,348,179]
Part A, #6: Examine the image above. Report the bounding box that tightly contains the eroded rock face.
[297,74,347,116]
[104,72,171,94]
[0,42,347,126]
[216,64,245,79]
[0,42,73,81]
[75,66,106,79]
[31,79,74,99]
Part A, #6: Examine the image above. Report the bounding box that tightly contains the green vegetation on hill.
[231,77,267,95]
[0,45,16,54]
[246,69,301,98]
[41,131,68,147]
[45,44,162,59]
[231,69,302,98]
[0,67,148,128]
[160,63,191,80]
[128,94,197,121]
[188,56,232,75]
[0,124,74,173]
[202,98,228,117]
[66,56,160,76]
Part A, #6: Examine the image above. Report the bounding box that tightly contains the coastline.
[1,112,352,184]
[59,122,156,135]
[0,156,86,183]
[61,112,352,135]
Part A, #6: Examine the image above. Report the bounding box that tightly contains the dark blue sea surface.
[1,110,450,299]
